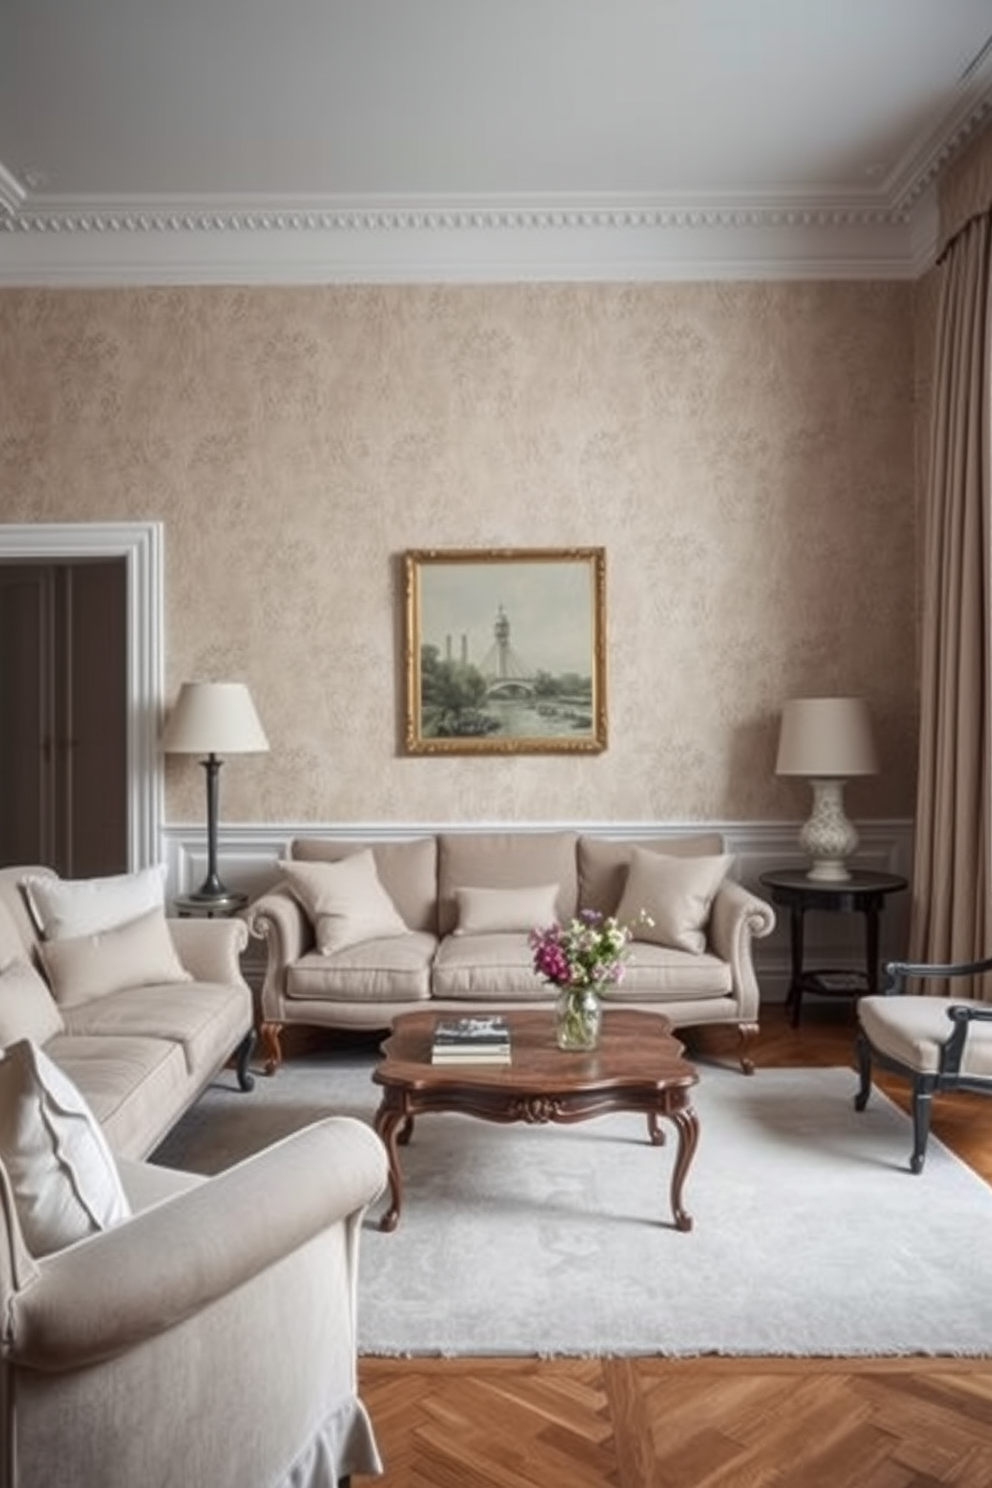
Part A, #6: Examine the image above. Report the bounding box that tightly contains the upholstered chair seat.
[855,955,992,1173]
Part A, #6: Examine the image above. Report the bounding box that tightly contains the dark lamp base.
[174,889,248,916]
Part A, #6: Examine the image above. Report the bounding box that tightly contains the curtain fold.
[911,213,992,995]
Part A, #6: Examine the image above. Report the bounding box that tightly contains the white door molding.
[0,521,164,869]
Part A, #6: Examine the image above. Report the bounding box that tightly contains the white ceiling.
[2,0,992,285]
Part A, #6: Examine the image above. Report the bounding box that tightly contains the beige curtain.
[911,211,992,994]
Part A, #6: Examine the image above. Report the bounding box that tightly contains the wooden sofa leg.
[234,1030,256,1091]
[737,1023,759,1075]
[260,1020,284,1076]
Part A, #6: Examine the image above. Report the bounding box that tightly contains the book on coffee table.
[431,1015,512,1064]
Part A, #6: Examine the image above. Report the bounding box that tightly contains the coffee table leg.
[664,1104,699,1232]
[372,1093,407,1233]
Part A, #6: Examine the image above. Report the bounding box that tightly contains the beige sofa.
[249,830,776,1075]
[0,866,255,1158]
[0,1089,387,1488]
[0,866,387,1487]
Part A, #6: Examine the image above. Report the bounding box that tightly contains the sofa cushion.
[280,852,409,955]
[61,979,251,1077]
[0,868,44,964]
[577,834,726,917]
[0,958,65,1047]
[453,884,561,936]
[601,944,733,1000]
[615,848,733,955]
[290,837,438,935]
[46,1033,193,1161]
[20,864,168,940]
[0,1038,131,1257]
[437,832,579,937]
[37,907,193,1007]
[432,933,547,1001]
[285,932,437,1005]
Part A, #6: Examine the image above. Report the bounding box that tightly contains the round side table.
[759,869,908,1027]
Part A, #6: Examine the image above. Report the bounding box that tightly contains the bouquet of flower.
[529,909,642,991]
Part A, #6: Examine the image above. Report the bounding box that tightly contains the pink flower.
[529,909,645,991]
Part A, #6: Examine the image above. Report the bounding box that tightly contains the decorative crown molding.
[0,196,912,238]
[0,190,925,285]
[0,161,25,217]
[889,83,992,212]
[0,81,988,286]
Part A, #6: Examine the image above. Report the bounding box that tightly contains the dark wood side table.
[759,870,908,1028]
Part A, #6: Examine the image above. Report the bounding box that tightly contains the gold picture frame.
[403,547,607,755]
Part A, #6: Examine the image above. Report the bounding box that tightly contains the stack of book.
[431,1015,512,1065]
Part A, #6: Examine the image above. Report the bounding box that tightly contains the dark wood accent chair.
[855,954,992,1173]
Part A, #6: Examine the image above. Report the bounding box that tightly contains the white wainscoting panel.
[162,818,914,1003]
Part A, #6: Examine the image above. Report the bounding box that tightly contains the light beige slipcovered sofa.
[249,830,776,1074]
[0,865,388,1487]
[0,1055,387,1488]
[0,865,255,1157]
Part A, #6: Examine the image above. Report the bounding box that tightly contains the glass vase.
[555,985,603,1051]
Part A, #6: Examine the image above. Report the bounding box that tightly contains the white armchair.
[1,1116,388,1488]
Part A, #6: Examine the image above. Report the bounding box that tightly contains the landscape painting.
[403,547,607,755]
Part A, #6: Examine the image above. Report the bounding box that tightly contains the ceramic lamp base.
[798,777,858,882]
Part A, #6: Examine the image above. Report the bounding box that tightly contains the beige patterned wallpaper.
[0,279,917,828]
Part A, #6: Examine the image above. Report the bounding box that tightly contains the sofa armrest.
[167,915,249,984]
[9,1116,387,1371]
[247,886,311,962]
[246,886,313,1013]
[707,880,776,1019]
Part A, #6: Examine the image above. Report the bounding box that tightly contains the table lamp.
[162,681,269,907]
[775,696,878,882]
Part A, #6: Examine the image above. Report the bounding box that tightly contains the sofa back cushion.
[437,832,579,937]
[577,834,726,917]
[36,907,192,1007]
[614,846,733,954]
[20,865,168,941]
[0,866,49,964]
[0,958,65,1047]
[0,1038,131,1257]
[452,883,561,936]
[290,837,438,934]
[279,852,410,955]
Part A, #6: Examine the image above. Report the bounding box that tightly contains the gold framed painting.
[403,547,607,755]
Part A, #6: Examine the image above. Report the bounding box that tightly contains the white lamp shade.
[162,682,269,755]
[775,697,878,778]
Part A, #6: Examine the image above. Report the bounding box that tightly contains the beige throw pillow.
[21,864,168,940]
[615,848,733,955]
[0,958,65,1046]
[280,851,409,955]
[0,1038,131,1257]
[453,884,561,936]
[37,906,192,1007]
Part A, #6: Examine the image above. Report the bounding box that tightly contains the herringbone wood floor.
[356,1003,992,1487]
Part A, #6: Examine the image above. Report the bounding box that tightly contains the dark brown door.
[0,560,128,876]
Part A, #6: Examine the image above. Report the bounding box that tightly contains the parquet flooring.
[356,1003,992,1487]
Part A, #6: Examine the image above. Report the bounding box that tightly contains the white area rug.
[154,1052,992,1358]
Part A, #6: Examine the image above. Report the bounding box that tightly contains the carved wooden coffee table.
[372,1007,700,1232]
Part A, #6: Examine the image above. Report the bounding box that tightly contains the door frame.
[0,522,164,869]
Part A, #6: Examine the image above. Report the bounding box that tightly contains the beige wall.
[0,279,917,828]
